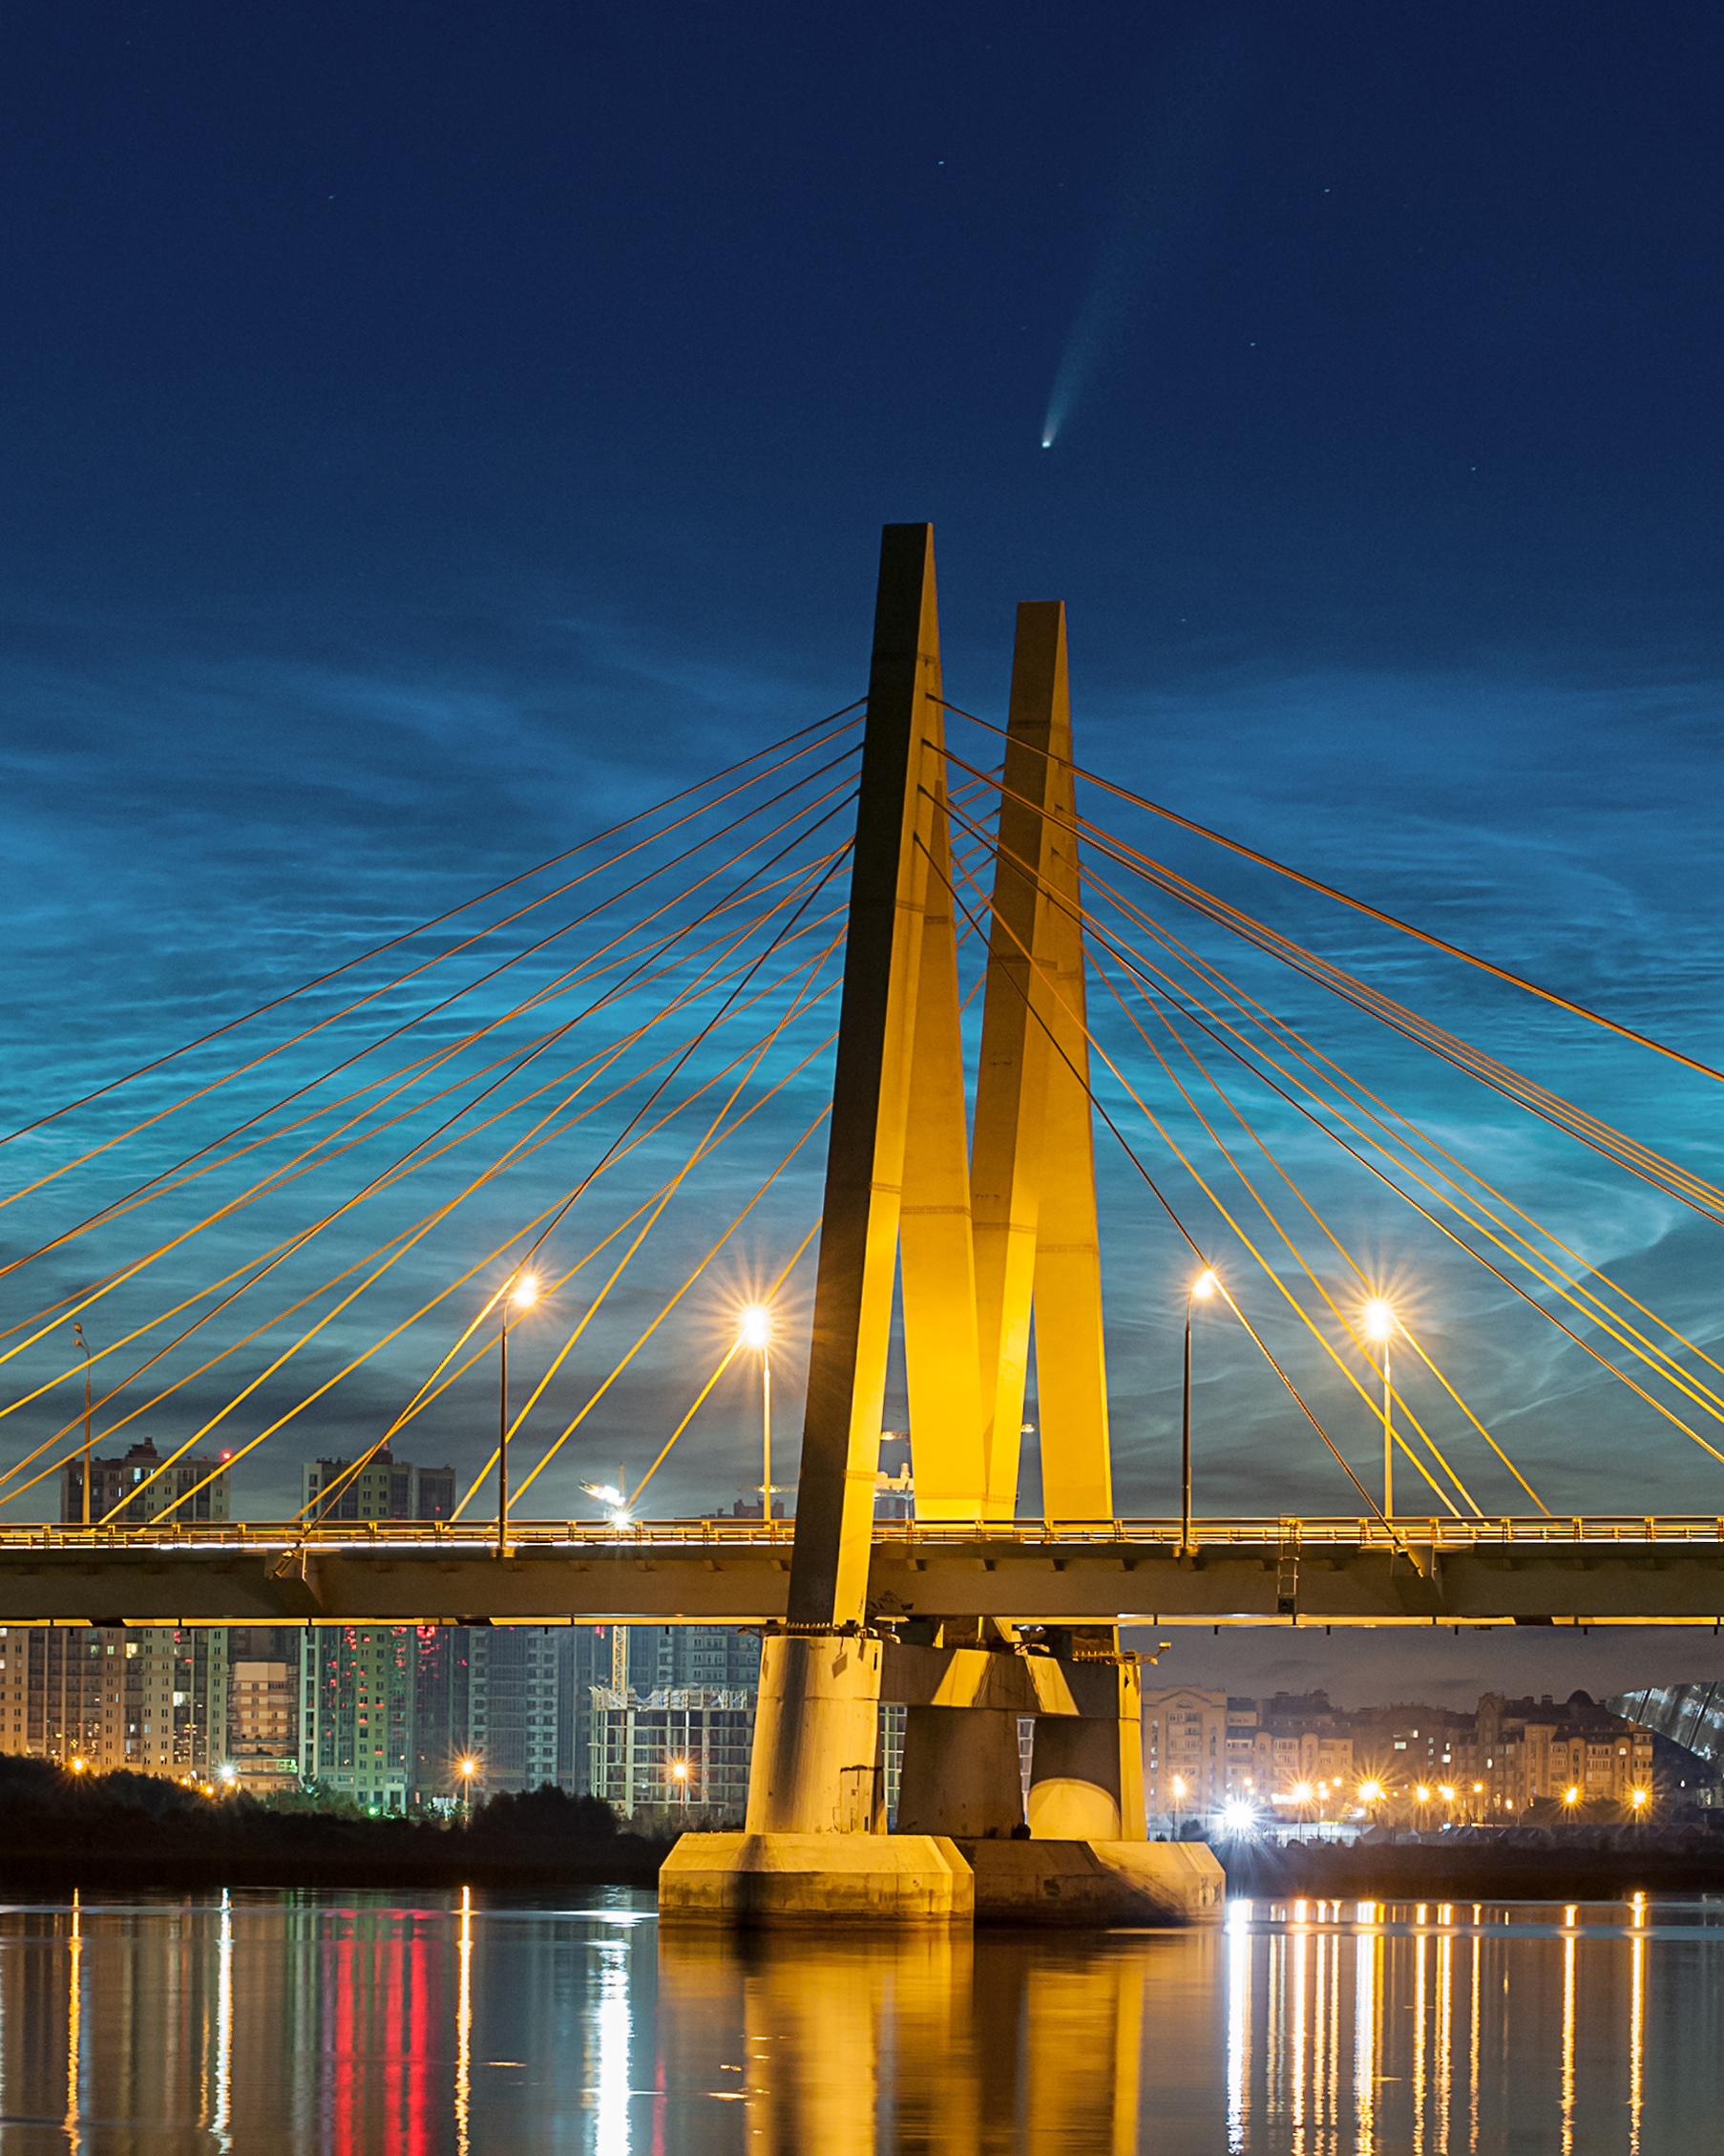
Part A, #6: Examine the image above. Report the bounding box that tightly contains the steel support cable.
[1057,870,1540,1507]
[933,800,1458,1524]
[0,834,858,1286]
[311,1011,844,1526]
[8,771,986,1321]
[0,862,853,1401]
[1088,952,1475,1515]
[1118,898,1724,1411]
[0,894,847,1457]
[0,741,864,1228]
[957,812,1663,1503]
[318,949,848,1525]
[502,1109,833,1515]
[930,696,1724,1087]
[1,793,860,1376]
[1076,841,1724,1215]
[3,925,848,1496]
[920,820,1398,1533]
[1074,900,1724,1473]
[477,931,848,1504]
[2,702,867,1152]
[452,1042,838,1522]
[1100,951,1529,1514]
[1084,876,1724,1431]
[927,739,1724,1219]
[108,928,848,1528]
[177,847,857,1528]
[628,1216,824,1510]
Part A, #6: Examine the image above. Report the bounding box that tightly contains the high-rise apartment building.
[60,1439,231,1525]
[296,1452,458,1810]
[229,1658,299,1793]
[0,1625,227,1776]
[300,1449,455,1522]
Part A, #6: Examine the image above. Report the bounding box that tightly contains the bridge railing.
[2,1514,1722,1553]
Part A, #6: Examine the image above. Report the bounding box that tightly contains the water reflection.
[0,1889,1720,2150]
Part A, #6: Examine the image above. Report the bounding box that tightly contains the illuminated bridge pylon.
[663,523,1221,1926]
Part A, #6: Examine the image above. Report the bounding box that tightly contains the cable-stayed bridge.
[8,524,1724,1912]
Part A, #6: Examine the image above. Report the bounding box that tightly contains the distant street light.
[496,1274,538,1560]
[71,1321,96,1526]
[458,1756,478,1819]
[670,1759,691,1809]
[739,1305,773,1528]
[1181,1269,1218,1553]
[1362,1299,1397,1518]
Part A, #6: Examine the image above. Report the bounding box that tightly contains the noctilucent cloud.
[2,0,1722,1697]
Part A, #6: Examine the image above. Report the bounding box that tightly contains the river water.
[1,1886,1719,2151]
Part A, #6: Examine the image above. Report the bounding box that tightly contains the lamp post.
[671,1759,691,1811]
[1182,1269,1217,1554]
[496,1275,538,1558]
[1362,1299,1396,1520]
[73,1321,93,1525]
[739,1305,772,1526]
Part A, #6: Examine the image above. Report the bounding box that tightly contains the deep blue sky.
[4,1,1724,1700]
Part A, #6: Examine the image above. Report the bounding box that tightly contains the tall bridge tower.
[662,526,1222,1925]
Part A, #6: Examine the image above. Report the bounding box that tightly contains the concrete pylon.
[661,524,973,1922]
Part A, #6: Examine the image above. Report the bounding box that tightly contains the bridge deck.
[2,1517,1722,1626]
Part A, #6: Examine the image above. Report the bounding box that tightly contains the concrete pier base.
[958,1838,1225,1926]
[659,1832,975,1924]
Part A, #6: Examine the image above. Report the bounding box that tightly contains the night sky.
[4,2,1723,1705]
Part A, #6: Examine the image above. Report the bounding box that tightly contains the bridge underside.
[4,1522,1724,1626]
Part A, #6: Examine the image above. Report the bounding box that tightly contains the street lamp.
[1362,1299,1396,1519]
[1182,1268,1218,1554]
[496,1273,538,1559]
[73,1321,94,1525]
[1563,1785,1581,1810]
[458,1756,478,1820]
[1170,1773,1187,1834]
[670,1759,691,1809]
[738,1305,773,1527]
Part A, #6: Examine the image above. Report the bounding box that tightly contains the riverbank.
[0,1757,667,1892]
[1221,1833,1724,1902]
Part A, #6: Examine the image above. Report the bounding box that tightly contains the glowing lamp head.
[1631,1787,1648,1808]
[1191,1268,1218,1300]
[1221,1800,1255,1834]
[1415,1786,1431,1803]
[459,1758,476,1778]
[1362,1299,1395,1343]
[70,1757,87,1775]
[1358,1779,1384,1803]
[1170,1776,1187,1797]
[1291,1782,1314,1805]
[1564,1786,1581,1806]
[509,1273,538,1309]
[219,1764,237,1784]
[738,1304,771,1350]
[1439,1786,1456,1802]
[671,1762,689,1782]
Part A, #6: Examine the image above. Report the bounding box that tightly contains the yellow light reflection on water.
[65,1889,81,2156]
[454,1887,472,2156]
[1561,1927,1577,2156]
